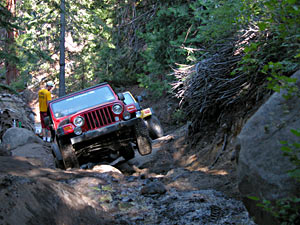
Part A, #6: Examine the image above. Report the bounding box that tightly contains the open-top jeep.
[46,83,152,169]
[122,91,164,139]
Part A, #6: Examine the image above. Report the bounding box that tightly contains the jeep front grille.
[83,106,116,130]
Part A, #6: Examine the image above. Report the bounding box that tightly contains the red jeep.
[46,83,152,169]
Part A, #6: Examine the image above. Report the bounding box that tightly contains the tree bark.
[59,0,66,97]
[5,0,18,85]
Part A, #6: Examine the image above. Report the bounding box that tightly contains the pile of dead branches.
[172,26,268,140]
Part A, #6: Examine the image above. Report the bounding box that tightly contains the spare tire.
[144,115,164,139]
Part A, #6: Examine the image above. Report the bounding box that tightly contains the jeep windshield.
[51,86,116,118]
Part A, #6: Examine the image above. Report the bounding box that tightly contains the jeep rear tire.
[58,137,79,169]
[135,119,152,156]
[145,114,164,139]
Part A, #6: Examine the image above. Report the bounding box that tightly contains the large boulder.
[11,143,55,168]
[237,70,300,224]
[2,127,43,150]
[0,157,114,225]
[0,92,35,139]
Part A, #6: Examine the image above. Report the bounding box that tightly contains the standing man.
[38,81,54,142]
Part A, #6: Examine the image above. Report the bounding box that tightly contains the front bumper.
[70,118,138,145]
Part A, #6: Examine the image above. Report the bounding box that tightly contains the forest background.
[0,0,299,123]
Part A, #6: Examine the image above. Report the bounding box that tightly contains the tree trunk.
[5,0,18,85]
[59,0,66,97]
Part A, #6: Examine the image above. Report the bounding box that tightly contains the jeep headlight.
[123,111,131,120]
[74,116,84,127]
[112,103,123,115]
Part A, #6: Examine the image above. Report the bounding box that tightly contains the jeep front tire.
[58,137,80,169]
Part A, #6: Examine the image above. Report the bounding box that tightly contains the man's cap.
[46,81,54,87]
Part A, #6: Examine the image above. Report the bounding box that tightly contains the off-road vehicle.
[122,91,164,139]
[45,83,152,169]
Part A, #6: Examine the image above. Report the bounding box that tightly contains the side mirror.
[118,93,125,101]
[44,116,50,126]
[134,103,142,111]
[135,96,143,111]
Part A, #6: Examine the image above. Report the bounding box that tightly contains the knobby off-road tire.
[51,142,65,169]
[135,118,152,156]
[55,158,65,169]
[58,137,79,169]
[144,114,164,139]
[120,143,135,160]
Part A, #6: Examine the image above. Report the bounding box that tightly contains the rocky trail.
[0,127,254,225]
[0,87,256,224]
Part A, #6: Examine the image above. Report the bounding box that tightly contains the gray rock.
[2,127,43,150]
[140,180,167,196]
[165,168,190,181]
[126,176,137,182]
[0,172,113,225]
[139,189,254,225]
[237,70,300,224]
[11,143,55,168]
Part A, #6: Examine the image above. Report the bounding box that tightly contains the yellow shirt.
[38,89,52,112]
